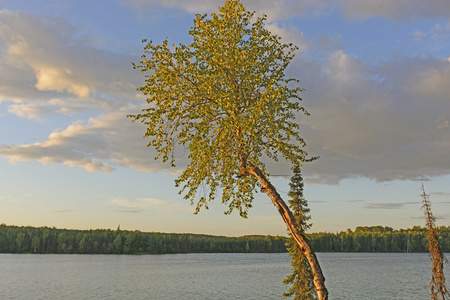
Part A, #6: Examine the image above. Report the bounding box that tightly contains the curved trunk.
[241,164,328,300]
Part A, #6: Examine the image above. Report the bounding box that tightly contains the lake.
[0,252,438,299]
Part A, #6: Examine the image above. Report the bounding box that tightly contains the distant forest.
[1,224,450,254]
[309,226,450,253]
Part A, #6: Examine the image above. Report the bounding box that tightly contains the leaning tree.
[129,1,327,298]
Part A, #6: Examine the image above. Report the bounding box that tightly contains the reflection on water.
[0,252,437,299]
[319,252,431,299]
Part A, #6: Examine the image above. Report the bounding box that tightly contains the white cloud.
[289,49,450,184]
[1,4,450,187]
[110,197,189,213]
[413,30,427,42]
[409,61,450,101]
[0,106,189,174]
[122,0,333,21]
[1,21,450,185]
[7,98,100,121]
[364,202,419,209]
[52,209,74,213]
[7,104,56,121]
[341,0,450,20]
[121,0,450,21]
[265,23,311,55]
[34,67,91,97]
[0,9,141,115]
[430,192,450,196]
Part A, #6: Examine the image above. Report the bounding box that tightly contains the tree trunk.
[241,164,328,300]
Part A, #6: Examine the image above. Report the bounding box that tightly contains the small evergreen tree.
[283,165,317,299]
[421,183,450,300]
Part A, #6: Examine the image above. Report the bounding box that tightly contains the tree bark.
[241,163,328,300]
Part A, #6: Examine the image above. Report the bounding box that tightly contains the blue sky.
[0,0,449,236]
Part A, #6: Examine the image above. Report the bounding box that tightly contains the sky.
[0,0,449,236]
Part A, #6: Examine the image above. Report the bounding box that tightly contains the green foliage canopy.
[130,0,311,217]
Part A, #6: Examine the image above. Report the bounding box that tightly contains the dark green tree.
[129,0,327,297]
[283,165,317,299]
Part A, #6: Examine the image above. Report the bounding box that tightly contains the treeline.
[310,226,450,252]
[0,224,286,254]
[2,224,450,254]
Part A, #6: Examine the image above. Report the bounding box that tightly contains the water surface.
[0,252,436,299]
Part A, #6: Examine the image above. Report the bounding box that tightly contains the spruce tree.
[283,165,317,299]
